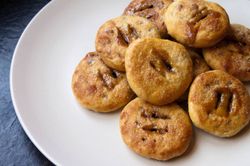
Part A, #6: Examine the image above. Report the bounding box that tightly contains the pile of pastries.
[72,0,250,161]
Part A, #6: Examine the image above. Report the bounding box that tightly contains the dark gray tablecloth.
[0,0,53,165]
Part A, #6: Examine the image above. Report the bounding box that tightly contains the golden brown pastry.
[203,24,250,81]
[120,98,193,160]
[72,52,135,112]
[164,0,230,48]
[95,16,160,71]
[177,50,209,102]
[123,0,173,38]
[188,70,250,137]
[125,38,193,105]
[189,50,210,77]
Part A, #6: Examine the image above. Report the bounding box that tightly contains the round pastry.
[227,24,250,45]
[164,0,230,48]
[189,50,210,77]
[188,70,250,137]
[96,16,160,71]
[125,38,193,105]
[177,50,209,102]
[203,24,250,81]
[72,52,135,112]
[120,98,193,160]
[123,0,173,38]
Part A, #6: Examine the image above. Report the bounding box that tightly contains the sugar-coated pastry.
[72,52,135,112]
[189,50,210,77]
[125,38,193,105]
[164,0,230,48]
[123,0,173,37]
[177,50,209,102]
[203,24,250,81]
[188,70,250,137]
[120,98,193,160]
[96,16,160,71]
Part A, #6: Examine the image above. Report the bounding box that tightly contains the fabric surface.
[0,0,53,165]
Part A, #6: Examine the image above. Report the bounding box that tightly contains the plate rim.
[9,0,250,165]
[10,0,57,164]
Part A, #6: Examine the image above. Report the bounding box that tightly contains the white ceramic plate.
[10,0,250,165]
